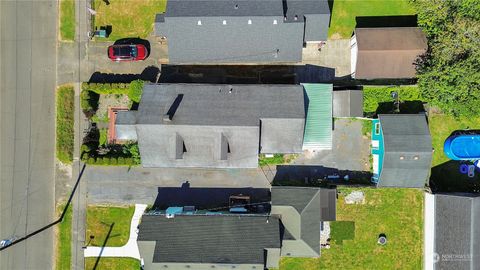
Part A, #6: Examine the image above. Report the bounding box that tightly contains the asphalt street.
[0,1,57,269]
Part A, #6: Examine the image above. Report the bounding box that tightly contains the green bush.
[128,80,144,103]
[80,90,99,117]
[96,157,104,165]
[56,86,75,164]
[118,156,125,164]
[110,157,118,165]
[125,157,133,165]
[81,81,144,104]
[87,157,95,164]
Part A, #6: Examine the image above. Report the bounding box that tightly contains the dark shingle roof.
[271,187,336,256]
[378,114,432,188]
[332,90,364,118]
[433,194,480,270]
[137,84,305,126]
[138,215,281,264]
[166,0,284,17]
[116,84,306,168]
[155,0,330,63]
[354,27,427,79]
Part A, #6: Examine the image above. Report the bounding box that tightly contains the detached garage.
[350,27,427,79]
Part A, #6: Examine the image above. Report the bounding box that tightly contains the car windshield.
[113,45,137,58]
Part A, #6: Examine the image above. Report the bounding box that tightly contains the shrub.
[128,80,144,103]
[82,81,144,104]
[87,157,95,164]
[110,157,118,165]
[80,90,99,117]
[118,156,125,164]
[125,157,133,165]
[96,157,104,165]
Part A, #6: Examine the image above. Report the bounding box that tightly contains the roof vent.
[284,16,287,21]
[294,15,298,21]
[197,20,202,25]
[413,155,419,160]
[223,20,227,25]
[273,19,277,25]
[234,4,239,9]
[229,88,233,93]
[399,155,405,160]
[248,19,252,25]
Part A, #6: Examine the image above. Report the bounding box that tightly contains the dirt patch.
[97,94,132,121]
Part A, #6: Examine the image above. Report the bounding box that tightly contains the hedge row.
[81,80,144,103]
[83,155,137,166]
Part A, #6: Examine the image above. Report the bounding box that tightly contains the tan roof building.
[350,27,427,79]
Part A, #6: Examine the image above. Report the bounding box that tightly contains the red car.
[108,44,147,62]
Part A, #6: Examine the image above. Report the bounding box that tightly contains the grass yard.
[60,0,75,41]
[55,203,72,270]
[93,0,167,41]
[85,257,140,270]
[428,114,480,167]
[318,187,423,269]
[328,0,415,39]
[427,114,480,192]
[56,85,75,164]
[85,205,134,247]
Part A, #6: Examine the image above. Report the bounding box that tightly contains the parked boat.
[444,134,480,160]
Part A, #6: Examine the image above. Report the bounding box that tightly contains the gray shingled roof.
[166,0,283,17]
[155,0,330,63]
[433,194,480,270]
[116,83,306,168]
[378,114,432,188]
[271,187,336,256]
[138,215,281,265]
[333,90,364,118]
[137,84,305,126]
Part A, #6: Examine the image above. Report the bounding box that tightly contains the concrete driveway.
[85,166,271,204]
[293,118,371,171]
[57,35,167,84]
[302,40,352,79]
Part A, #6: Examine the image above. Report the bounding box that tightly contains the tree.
[412,0,480,116]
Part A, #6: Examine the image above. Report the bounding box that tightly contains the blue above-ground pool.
[444,134,480,160]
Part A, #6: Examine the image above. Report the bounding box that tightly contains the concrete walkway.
[84,204,147,259]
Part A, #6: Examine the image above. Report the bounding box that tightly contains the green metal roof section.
[302,83,332,150]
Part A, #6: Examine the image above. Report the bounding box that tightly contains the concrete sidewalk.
[84,204,147,259]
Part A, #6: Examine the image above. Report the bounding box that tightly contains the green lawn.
[318,187,423,269]
[85,257,140,270]
[56,85,75,164]
[56,203,72,270]
[85,205,134,247]
[93,0,167,41]
[329,0,415,39]
[428,114,480,167]
[60,0,75,41]
[428,114,480,192]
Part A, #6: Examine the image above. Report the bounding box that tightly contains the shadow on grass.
[0,164,86,251]
[429,160,480,193]
[271,165,373,187]
[91,222,115,270]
